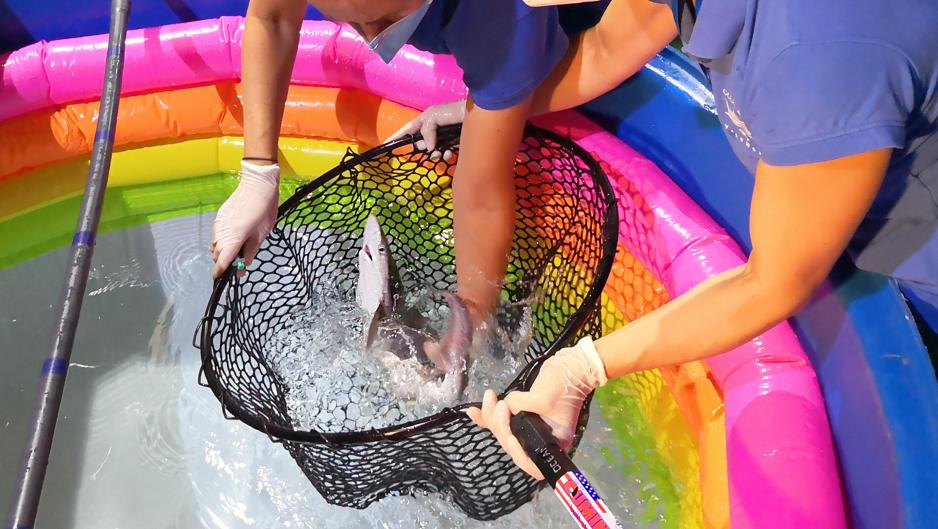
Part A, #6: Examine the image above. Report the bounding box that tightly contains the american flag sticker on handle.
[553,470,623,529]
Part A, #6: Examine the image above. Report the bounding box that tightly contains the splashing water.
[244,275,664,529]
[265,283,532,433]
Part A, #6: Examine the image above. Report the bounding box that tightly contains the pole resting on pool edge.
[5,1,130,527]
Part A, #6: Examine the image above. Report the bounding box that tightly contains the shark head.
[356,215,395,319]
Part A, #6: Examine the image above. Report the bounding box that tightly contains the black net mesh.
[197,124,618,520]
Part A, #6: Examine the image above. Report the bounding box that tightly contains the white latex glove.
[211,160,280,278]
[387,100,467,161]
[466,336,608,480]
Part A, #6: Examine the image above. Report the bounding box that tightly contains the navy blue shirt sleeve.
[443,1,568,111]
[748,41,917,166]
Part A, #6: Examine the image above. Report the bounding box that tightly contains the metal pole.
[6,1,130,527]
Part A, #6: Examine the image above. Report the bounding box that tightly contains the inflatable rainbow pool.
[1,3,935,529]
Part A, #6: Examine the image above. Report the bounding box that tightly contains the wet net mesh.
[198,124,618,520]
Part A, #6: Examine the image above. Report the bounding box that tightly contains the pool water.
[0,211,665,528]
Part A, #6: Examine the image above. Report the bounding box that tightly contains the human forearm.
[595,263,811,376]
[209,0,305,276]
[596,150,892,376]
[242,0,305,160]
[531,0,676,115]
[453,97,532,323]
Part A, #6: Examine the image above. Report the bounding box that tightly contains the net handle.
[6,1,131,526]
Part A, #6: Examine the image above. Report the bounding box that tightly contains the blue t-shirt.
[407,0,569,111]
[663,0,938,322]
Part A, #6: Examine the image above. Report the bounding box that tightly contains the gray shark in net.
[355,214,472,396]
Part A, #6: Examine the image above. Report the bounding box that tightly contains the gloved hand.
[211,160,280,278]
[466,336,608,480]
[387,100,467,161]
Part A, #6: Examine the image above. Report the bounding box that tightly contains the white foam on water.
[264,283,532,432]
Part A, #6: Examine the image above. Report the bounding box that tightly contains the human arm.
[241,0,307,160]
[454,95,534,324]
[470,148,892,478]
[402,2,570,321]
[210,0,306,278]
[530,0,676,114]
[593,149,891,373]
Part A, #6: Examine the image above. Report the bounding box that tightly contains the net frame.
[196,124,618,519]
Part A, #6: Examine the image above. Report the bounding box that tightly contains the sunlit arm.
[531,0,676,115]
[594,149,892,375]
[454,96,533,325]
[242,0,307,161]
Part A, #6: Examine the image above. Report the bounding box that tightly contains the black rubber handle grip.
[509,411,576,486]
[510,411,624,529]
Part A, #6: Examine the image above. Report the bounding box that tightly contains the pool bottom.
[0,210,677,528]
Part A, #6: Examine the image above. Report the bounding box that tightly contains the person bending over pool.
[210,0,604,328]
[414,0,935,479]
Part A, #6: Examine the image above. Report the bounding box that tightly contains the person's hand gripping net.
[386,100,467,161]
[466,336,608,480]
[211,160,281,278]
